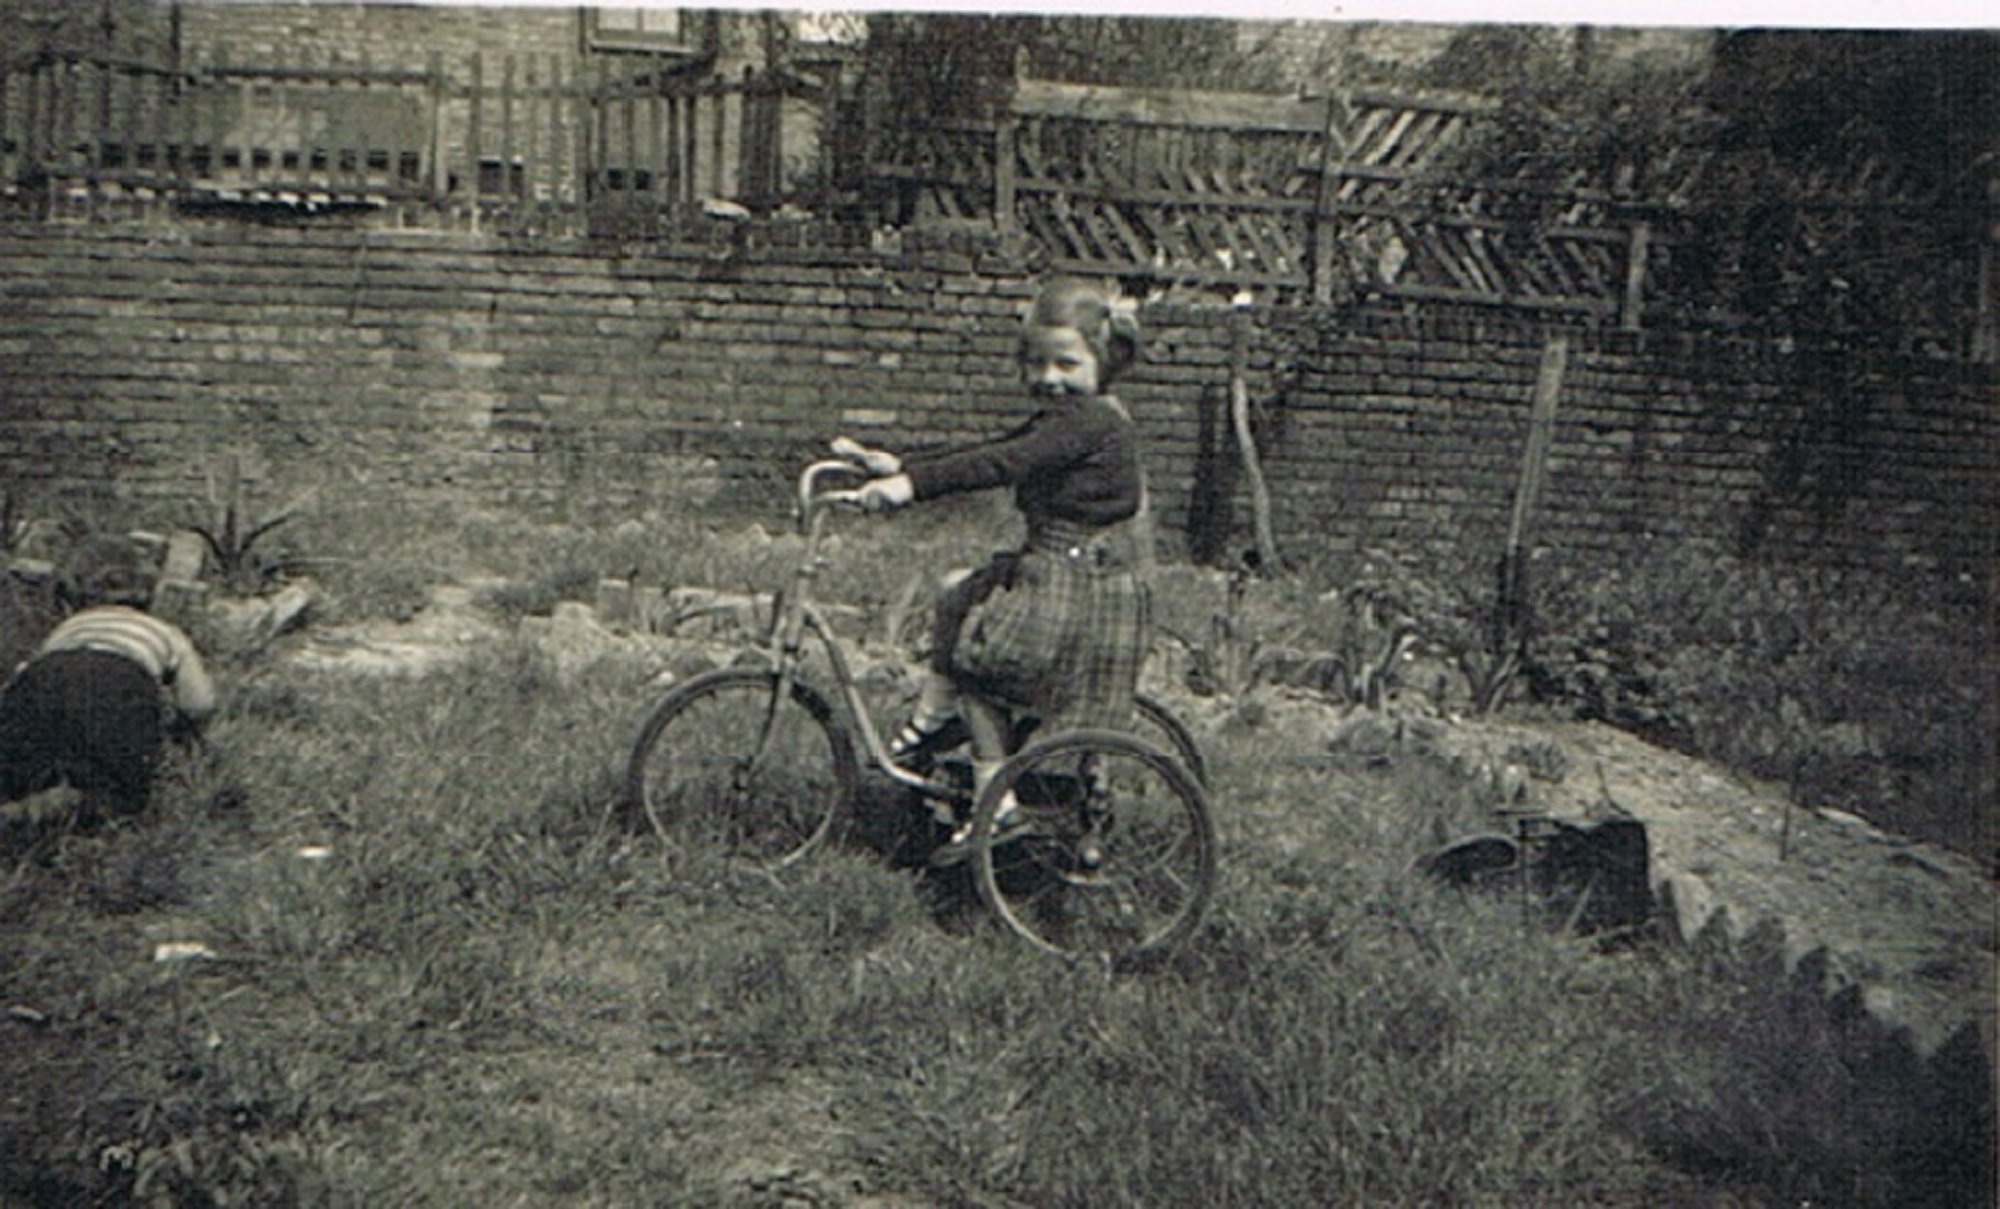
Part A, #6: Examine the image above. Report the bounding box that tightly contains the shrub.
[1521,541,1993,853]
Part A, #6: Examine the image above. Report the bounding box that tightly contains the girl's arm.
[165,631,219,722]
[904,403,1121,502]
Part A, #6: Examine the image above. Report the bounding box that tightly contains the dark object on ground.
[1418,817,1654,937]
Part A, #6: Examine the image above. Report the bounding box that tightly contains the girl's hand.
[831,436,902,477]
[827,473,914,513]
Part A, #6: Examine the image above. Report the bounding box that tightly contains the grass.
[1,500,1992,1205]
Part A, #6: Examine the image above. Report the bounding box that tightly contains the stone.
[163,530,208,582]
[633,585,667,634]
[262,580,315,636]
[4,558,56,585]
[125,530,168,565]
[595,579,634,629]
[152,578,211,629]
[542,600,623,680]
[1415,833,1519,889]
[1325,710,1399,760]
[1416,817,1654,937]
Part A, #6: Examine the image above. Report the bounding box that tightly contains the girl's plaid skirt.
[950,543,1149,734]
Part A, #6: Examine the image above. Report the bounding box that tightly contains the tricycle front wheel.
[623,668,857,870]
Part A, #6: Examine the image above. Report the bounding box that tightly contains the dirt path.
[1441,713,1994,1060]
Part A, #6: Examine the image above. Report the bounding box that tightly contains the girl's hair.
[1025,276,1140,387]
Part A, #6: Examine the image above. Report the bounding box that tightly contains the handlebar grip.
[797,460,868,515]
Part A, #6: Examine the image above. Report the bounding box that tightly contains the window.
[583,7,705,57]
[793,12,866,49]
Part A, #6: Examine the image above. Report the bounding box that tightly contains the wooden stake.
[1496,335,1569,660]
[1619,221,1651,332]
[1229,306,1279,572]
[1976,174,1996,363]
[1505,335,1569,561]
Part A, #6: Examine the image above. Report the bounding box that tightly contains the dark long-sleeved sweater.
[902,395,1141,530]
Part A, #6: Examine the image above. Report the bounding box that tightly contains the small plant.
[1347,548,1527,716]
[1167,555,1267,697]
[1300,582,1427,709]
[191,452,317,596]
[1163,553,1471,712]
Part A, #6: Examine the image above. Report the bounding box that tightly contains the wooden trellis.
[874,74,1671,317]
[870,121,996,223]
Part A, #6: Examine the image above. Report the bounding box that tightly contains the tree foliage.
[864,14,1244,120]
[1415,27,1719,203]
[1416,27,1994,351]
[1680,31,1995,351]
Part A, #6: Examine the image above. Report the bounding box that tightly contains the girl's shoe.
[888,714,968,762]
[927,791,1022,867]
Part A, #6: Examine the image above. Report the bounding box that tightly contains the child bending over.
[0,605,217,824]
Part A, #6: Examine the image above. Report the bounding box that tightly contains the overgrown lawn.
[1,500,1990,1204]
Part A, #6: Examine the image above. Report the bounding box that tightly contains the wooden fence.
[874,76,1662,319]
[0,47,796,235]
[5,48,1983,350]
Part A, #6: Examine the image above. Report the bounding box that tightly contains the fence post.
[19,55,41,173]
[569,58,589,216]
[624,61,643,201]
[738,66,761,205]
[175,50,197,179]
[993,115,1017,231]
[119,57,140,183]
[1620,220,1651,331]
[425,52,446,203]
[502,52,519,199]
[57,55,80,179]
[468,51,485,202]
[203,55,225,180]
[1310,90,1353,306]
[662,74,681,211]
[92,44,112,189]
[1230,305,1279,571]
[349,53,370,192]
[0,58,12,180]
[646,58,665,210]
[711,73,729,200]
[546,54,565,210]
[765,69,783,206]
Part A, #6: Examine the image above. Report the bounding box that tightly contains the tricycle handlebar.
[798,459,868,531]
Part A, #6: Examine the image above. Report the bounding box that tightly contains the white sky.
[386,0,1994,32]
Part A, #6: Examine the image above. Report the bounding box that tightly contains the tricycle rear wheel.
[969,729,1215,968]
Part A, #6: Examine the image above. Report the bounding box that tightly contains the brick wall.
[1,220,1990,579]
[1225,308,1994,575]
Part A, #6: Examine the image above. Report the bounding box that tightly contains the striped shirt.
[37,607,218,721]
